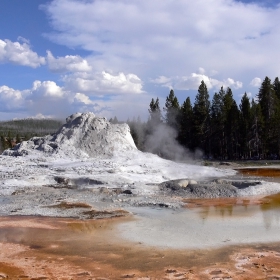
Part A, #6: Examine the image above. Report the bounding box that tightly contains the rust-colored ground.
[0,216,280,280]
[183,196,263,208]
[237,167,280,178]
[1,167,280,279]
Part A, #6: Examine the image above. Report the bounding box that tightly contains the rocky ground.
[1,216,280,280]
[1,113,280,279]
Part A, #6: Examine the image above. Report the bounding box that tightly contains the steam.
[144,123,203,162]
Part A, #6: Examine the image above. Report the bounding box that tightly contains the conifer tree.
[210,87,226,158]
[164,89,180,129]
[249,99,263,158]
[273,77,280,100]
[270,77,280,156]
[239,92,251,158]
[257,77,275,157]
[178,97,194,149]
[227,100,240,159]
[148,97,161,124]
[193,81,210,154]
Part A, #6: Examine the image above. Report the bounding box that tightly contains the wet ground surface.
[1,166,280,279]
[238,167,280,176]
[1,216,280,279]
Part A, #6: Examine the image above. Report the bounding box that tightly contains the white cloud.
[0,39,45,68]
[0,85,26,110]
[0,80,114,119]
[47,50,92,73]
[153,72,243,91]
[42,0,280,83]
[250,77,262,87]
[31,80,66,98]
[64,71,144,94]
[74,92,95,105]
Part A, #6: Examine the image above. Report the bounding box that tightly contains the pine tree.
[178,97,194,149]
[193,81,210,154]
[257,77,275,157]
[227,100,240,159]
[239,92,251,159]
[219,87,240,159]
[164,89,180,129]
[148,97,161,124]
[249,99,263,158]
[210,87,226,159]
[273,77,280,100]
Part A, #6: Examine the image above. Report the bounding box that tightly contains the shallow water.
[116,168,280,249]
[238,167,280,177]
[116,200,280,249]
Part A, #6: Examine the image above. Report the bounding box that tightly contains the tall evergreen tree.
[257,77,275,157]
[146,97,162,138]
[210,87,226,158]
[164,89,180,129]
[239,92,251,159]
[222,87,239,159]
[193,81,210,154]
[249,99,263,158]
[178,97,194,149]
[227,100,240,159]
[273,77,280,100]
[148,97,162,124]
[269,77,280,156]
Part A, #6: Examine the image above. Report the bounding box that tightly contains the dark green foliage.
[210,87,226,159]
[178,97,194,149]
[193,81,210,153]
[146,97,162,137]
[249,99,263,158]
[139,76,280,160]
[164,89,180,129]
[239,92,251,159]
[0,118,63,152]
[148,97,162,124]
[273,77,280,100]
[257,77,278,157]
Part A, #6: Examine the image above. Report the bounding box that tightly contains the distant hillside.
[0,118,63,152]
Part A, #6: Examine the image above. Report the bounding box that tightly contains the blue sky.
[0,0,280,121]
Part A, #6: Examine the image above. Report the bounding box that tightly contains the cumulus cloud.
[250,77,262,87]
[0,80,114,119]
[0,39,45,68]
[153,72,243,91]
[42,0,280,82]
[74,92,95,105]
[0,85,26,110]
[31,80,66,98]
[63,71,144,94]
[46,50,92,73]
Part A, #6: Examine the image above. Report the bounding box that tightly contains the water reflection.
[237,167,280,183]
[238,167,280,177]
[193,193,280,230]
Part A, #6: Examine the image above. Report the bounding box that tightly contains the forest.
[0,76,279,161]
[0,119,62,152]
[127,76,280,161]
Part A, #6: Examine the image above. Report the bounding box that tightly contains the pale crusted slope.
[2,112,137,159]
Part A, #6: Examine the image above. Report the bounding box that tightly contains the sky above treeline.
[0,0,279,121]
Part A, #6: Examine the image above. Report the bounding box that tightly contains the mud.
[1,166,280,279]
[1,216,280,279]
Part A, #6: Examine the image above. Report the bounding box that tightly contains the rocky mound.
[2,112,137,159]
[159,178,262,198]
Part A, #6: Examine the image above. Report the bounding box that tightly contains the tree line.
[127,76,280,160]
[0,119,63,151]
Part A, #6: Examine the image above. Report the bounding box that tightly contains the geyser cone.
[2,112,137,158]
